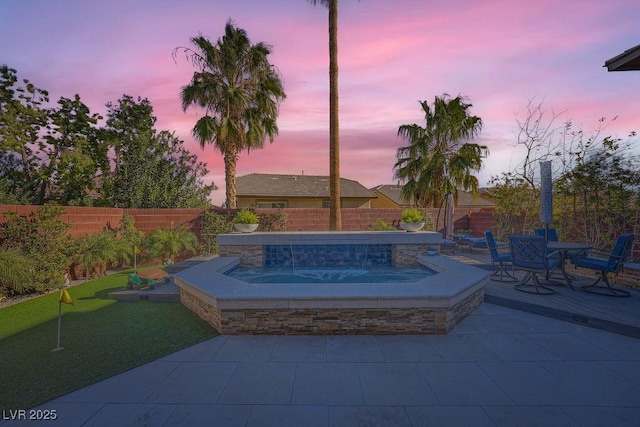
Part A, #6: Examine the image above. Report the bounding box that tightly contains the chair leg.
[514,272,555,295]
[491,261,518,282]
[580,271,630,297]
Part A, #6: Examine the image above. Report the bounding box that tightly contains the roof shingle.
[237,174,376,198]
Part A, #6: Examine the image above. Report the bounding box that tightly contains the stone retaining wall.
[181,287,484,335]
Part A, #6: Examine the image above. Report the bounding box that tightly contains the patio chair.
[534,228,558,242]
[509,235,561,295]
[485,230,517,282]
[570,233,635,297]
[127,273,155,290]
[440,238,458,254]
[452,233,487,253]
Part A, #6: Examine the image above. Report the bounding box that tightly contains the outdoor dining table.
[547,241,592,290]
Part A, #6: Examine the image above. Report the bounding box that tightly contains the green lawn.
[0,270,217,410]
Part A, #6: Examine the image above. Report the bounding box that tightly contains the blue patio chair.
[485,230,517,282]
[570,233,635,297]
[509,235,561,295]
[452,233,487,253]
[534,228,558,242]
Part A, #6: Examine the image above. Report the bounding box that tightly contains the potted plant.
[234,208,260,233]
[400,208,425,232]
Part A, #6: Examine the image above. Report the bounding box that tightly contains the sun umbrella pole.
[540,161,553,243]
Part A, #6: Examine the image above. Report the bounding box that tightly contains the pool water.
[225,266,436,284]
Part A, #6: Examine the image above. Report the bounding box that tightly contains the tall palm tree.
[309,0,342,230]
[175,20,286,208]
[394,94,487,209]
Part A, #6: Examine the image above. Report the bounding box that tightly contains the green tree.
[0,65,49,203]
[0,150,31,204]
[487,173,539,239]
[175,20,286,209]
[37,95,103,205]
[394,94,486,208]
[99,95,214,208]
[555,142,640,248]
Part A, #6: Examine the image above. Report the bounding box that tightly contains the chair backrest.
[509,235,548,272]
[607,233,635,272]
[534,228,558,242]
[485,230,499,261]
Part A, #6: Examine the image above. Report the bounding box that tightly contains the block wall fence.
[0,205,481,236]
[1,204,637,262]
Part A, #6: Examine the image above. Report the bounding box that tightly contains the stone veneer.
[174,231,489,335]
[392,244,431,267]
[219,244,263,268]
[218,231,443,269]
[180,287,484,335]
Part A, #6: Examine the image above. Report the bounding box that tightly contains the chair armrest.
[545,250,561,259]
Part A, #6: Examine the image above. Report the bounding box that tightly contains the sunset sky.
[1,0,638,205]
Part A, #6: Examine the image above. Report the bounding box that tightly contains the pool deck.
[14,252,640,426]
[110,252,640,339]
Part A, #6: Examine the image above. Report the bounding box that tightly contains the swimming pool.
[174,231,490,334]
[225,265,436,284]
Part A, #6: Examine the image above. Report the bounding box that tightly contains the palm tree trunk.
[328,0,341,230]
[224,145,239,208]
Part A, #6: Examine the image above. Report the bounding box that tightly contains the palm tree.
[72,231,120,278]
[309,0,342,230]
[394,94,487,208]
[175,20,286,208]
[145,224,198,265]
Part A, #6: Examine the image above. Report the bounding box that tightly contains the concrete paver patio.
[4,250,640,427]
[5,303,640,427]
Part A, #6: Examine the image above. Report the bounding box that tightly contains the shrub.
[401,208,424,223]
[259,209,288,231]
[70,231,120,278]
[234,208,259,224]
[370,220,396,231]
[115,214,145,266]
[0,204,71,292]
[145,223,198,264]
[200,209,235,254]
[0,249,36,295]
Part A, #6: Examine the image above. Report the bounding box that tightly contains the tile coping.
[173,255,490,310]
[217,231,444,246]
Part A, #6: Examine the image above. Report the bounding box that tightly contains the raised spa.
[173,231,489,335]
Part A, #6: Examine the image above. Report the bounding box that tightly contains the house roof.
[371,184,494,208]
[236,174,376,199]
[604,44,640,71]
[371,184,413,206]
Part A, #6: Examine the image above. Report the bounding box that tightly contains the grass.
[0,269,217,410]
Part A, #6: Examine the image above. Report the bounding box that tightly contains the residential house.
[236,174,377,208]
[604,44,640,71]
[370,184,494,210]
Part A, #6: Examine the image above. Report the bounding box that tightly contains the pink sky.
[1,0,638,205]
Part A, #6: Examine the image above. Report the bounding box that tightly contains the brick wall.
[0,205,205,236]
[1,204,637,261]
[0,205,483,236]
[258,207,473,233]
